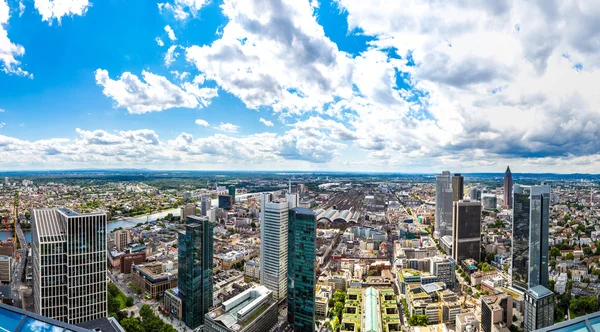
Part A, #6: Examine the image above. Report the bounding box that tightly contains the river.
[106,207,181,232]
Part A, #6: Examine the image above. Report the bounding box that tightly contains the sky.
[1,0,600,173]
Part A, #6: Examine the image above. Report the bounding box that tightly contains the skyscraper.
[260,194,292,300]
[218,195,232,210]
[481,293,513,332]
[201,196,211,216]
[179,216,213,329]
[452,174,464,202]
[511,185,550,291]
[435,171,453,238]
[452,201,482,262]
[287,207,317,331]
[524,286,554,332]
[32,208,107,325]
[228,185,236,203]
[114,229,130,252]
[504,166,513,208]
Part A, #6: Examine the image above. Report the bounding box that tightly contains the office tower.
[430,256,456,289]
[524,286,554,332]
[469,187,481,201]
[228,185,236,203]
[481,293,513,332]
[218,195,232,210]
[452,201,482,262]
[260,194,289,300]
[287,207,317,331]
[3,177,7,185]
[180,203,196,222]
[504,166,513,208]
[482,195,497,211]
[113,229,130,252]
[32,208,107,325]
[178,216,213,329]
[452,173,464,202]
[204,286,278,332]
[511,184,550,291]
[0,256,11,283]
[435,171,453,238]
[201,196,211,217]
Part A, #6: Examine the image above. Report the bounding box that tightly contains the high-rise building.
[113,229,130,252]
[201,196,211,217]
[511,184,550,291]
[3,177,7,186]
[435,171,453,238]
[218,195,232,210]
[178,216,213,329]
[524,285,554,332]
[452,201,482,262]
[260,194,291,300]
[504,166,513,208]
[179,203,196,222]
[452,174,464,202]
[32,208,107,325]
[228,185,236,203]
[469,187,481,201]
[287,207,317,331]
[430,256,456,289]
[481,293,513,332]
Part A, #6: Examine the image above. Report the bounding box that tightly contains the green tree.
[566,252,575,260]
[551,247,561,258]
[125,296,134,307]
[332,316,340,332]
[409,314,429,326]
[139,304,154,320]
[120,318,143,332]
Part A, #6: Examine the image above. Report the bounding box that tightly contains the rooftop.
[528,285,554,299]
[206,285,274,330]
[535,311,600,332]
[0,302,90,332]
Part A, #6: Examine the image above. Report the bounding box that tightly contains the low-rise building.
[456,313,480,332]
[163,288,183,320]
[244,259,260,280]
[132,261,178,299]
[0,256,11,284]
[119,252,146,274]
[481,292,513,332]
[315,285,332,318]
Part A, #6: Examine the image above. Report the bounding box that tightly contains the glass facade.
[178,216,213,329]
[218,195,232,210]
[512,185,550,291]
[287,208,316,331]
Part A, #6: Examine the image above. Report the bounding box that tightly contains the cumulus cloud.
[195,119,209,127]
[164,45,179,66]
[94,69,218,114]
[0,0,31,77]
[156,37,164,47]
[215,122,238,133]
[164,25,177,41]
[259,118,274,127]
[34,0,90,25]
[158,0,209,21]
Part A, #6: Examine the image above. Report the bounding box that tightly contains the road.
[11,248,27,308]
[15,222,27,249]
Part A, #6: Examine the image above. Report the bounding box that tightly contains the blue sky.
[1,0,600,173]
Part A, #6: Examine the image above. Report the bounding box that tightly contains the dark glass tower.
[452,173,464,202]
[511,185,550,291]
[179,216,213,329]
[228,185,236,203]
[287,207,316,331]
[504,166,513,208]
[452,201,482,262]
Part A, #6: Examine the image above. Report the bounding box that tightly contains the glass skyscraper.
[435,171,453,238]
[287,207,316,331]
[511,185,550,291]
[178,216,213,329]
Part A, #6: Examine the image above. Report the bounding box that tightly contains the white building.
[32,208,107,325]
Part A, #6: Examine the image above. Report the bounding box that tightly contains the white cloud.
[156,37,164,47]
[195,119,209,127]
[94,69,218,114]
[33,0,90,25]
[158,0,209,21]
[215,122,238,133]
[0,0,31,77]
[259,118,274,127]
[164,45,179,67]
[18,1,25,17]
[164,25,177,41]
[18,122,24,126]
[0,108,4,112]
[0,122,5,128]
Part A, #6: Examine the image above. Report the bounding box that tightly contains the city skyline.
[1,1,600,173]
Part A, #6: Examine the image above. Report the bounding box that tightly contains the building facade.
[113,230,130,252]
[524,285,554,332]
[287,207,316,331]
[119,252,146,274]
[179,204,197,222]
[201,196,211,217]
[32,208,107,325]
[178,216,213,329]
[504,166,513,208]
[452,173,464,202]
[260,194,290,300]
[435,171,453,238]
[218,195,232,210]
[511,185,550,291]
[0,256,11,284]
[481,293,513,332]
[452,201,482,262]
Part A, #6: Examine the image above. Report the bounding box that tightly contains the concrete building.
[119,252,146,274]
[204,286,278,332]
[179,203,197,222]
[131,261,177,299]
[287,207,316,331]
[260,194,292,300]
[435,171,454,238]
[0,256,11,284]
[504,166,513,208]
[456,313,480,332]
[163,288,183,320]
[113,229,130,252]
[482,195,497,211]
[430,256,456,289]
[452,201,482,262]
[554,273,567,294]
[0,239,15,257]
[524,285,554,332]
[244,259,260,280]
[511,185,550,291]
[178,216,213,329]
[452,173,464,202]
[481,293,513,332]
[470,187,481,201]
[201,196,212,217]
[315,285,332,318]
[32,208,107,325]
